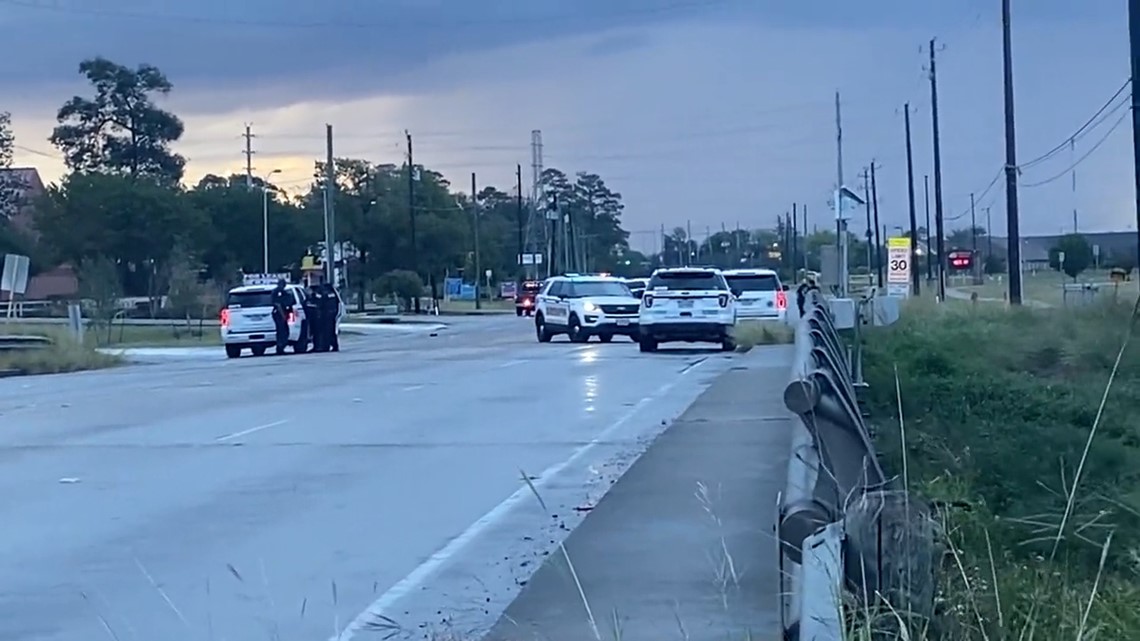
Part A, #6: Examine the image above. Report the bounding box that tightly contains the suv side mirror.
[781,284,790,291]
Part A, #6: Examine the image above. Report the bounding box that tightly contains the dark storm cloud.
[0,0,1113,107]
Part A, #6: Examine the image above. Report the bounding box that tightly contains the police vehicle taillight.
[776,290,787,309]
[643,294,654,308]
[287,311,297,324]
[220,309,230,327]
[718,294,729,308]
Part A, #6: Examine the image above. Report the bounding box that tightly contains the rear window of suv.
[725,273,779,292]
[647,271,726,291]
[227,290,275,307]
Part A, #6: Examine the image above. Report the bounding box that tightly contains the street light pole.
[262,169,282,273]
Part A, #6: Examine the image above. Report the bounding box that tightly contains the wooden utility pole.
[1002,0,1024,304]
[871,161,882,286]
[863,167,873,272]
[472,172,481,310]
[929,38,947,302]
[406,131,420,312]
[904,104,921,296]
[516,164,524,279]
[324,124,336,285]
[1130,0,1140,265]
[924,174,933,280]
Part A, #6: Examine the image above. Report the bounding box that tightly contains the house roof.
[0,167,45,192]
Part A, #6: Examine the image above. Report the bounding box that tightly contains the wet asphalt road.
[0,315,742,641]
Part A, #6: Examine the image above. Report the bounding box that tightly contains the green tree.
[49,57,186,184]
[34,172,208,297]
[187,173,320,278]
[373,269,424,310]
[78,255,124,344]
[1048,233,1093,279]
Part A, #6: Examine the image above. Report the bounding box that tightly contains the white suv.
[723,268,788,322]
[534,274,641,343]
[637,267,737,352]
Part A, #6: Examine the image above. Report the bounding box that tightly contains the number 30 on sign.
[886,237,911,297]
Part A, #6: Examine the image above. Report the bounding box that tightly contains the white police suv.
[220,273,313,358]
[722,268,788,322]
[534,274,641,343]
[637,267,737,352]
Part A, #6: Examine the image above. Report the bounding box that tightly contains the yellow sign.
[301,254,320,271]
[886,237,911,296]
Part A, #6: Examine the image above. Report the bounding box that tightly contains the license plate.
[616,319,630,326]
[250,314,267,320]
[678,299,694,308]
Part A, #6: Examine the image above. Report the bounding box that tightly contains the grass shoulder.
[861,297,1140,639]
[733,319,793,352]
[0,327,121,376]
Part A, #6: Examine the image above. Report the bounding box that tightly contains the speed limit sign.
[887,237,911,297]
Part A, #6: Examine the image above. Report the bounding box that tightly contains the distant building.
[0,167,80,301]
[0,166,46,233]
[989,231,1137,270]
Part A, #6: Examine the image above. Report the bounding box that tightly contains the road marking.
[215,419,289,442]
[401,385,425,391]
[494,359,527,369]
[330,358,712,641]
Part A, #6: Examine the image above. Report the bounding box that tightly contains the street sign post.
[886,237,911,298]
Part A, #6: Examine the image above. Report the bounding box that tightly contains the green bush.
[861,297,1140,640]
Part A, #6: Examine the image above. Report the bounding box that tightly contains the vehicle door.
[542,281,571,326]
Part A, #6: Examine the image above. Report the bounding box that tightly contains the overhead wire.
[1018,77,1131,171]
[1020,107,1130,188]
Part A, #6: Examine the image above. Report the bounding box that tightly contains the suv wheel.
[567,315,588,343]
[225,345,242,359]
[721,338,737,352]
[638,338,657,353]
[535,315,553,343]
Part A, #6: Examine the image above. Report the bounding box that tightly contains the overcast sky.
[1,0,1132,252]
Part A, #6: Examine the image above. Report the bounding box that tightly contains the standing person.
[303,285,322,353]
[318,283,341,352]
[270,279,293,355]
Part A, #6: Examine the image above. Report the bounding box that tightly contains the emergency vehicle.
[722,268,788,322]
[219,273,345,358]
[637,267,737,352]
[515,280,544,316]
[533,274,641,343]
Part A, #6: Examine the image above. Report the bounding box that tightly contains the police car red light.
[220,308,230,327]
[776,290,787,309]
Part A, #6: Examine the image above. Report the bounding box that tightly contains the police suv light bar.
[242,272,291,286]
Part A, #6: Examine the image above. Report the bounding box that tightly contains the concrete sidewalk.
[483,346,794,641]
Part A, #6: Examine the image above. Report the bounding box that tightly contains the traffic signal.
[947,250,973,271]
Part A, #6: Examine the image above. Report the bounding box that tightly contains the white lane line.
[494,359,527,369]
[330,358,712,641]
[401,385,425,391]
[215,419,289,442]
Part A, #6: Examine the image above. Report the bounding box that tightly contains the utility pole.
[802,206,809,271]
[472,172,481,310]
[406,130,420,312]
[871,161,882,287]
[835,91,850,296]
[970,192,979,284]
[929,38,947,302]
[904,104,921,296]
[863,167,873,273]
[243,124,255,188]
[686,220,692,266]
[516,164,524,280]
[986,207,993,258]
[924,174,933,280]
[323,125,336,285]
[791,203,798,277]
[1131,0,1140,264]
[1002,0,1023,304]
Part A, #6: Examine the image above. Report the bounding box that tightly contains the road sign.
[1,254,29,295]
[886,237,910,297]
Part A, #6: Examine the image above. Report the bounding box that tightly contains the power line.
[1018,77,1131,170]
[0,0,731,29]
[1021,107,1130,188]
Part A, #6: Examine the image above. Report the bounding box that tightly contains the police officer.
[270,279,293,355]
[318,282,341,352]
[303,285,322,353]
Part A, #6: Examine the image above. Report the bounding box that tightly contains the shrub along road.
[862,298,1140,639]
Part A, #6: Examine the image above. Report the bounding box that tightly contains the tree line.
[0,56,636,309]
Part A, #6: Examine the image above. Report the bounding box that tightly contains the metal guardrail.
[777,289,937,640]
[0,335,53,351]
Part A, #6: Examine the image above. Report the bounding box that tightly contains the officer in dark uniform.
[270,279,293,355]
[318,283,341,352]
[302,285,322,353]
